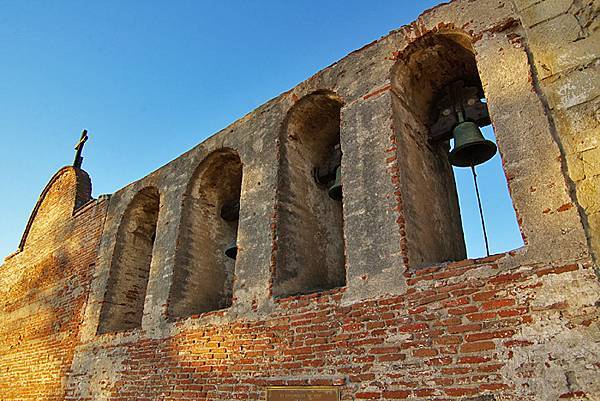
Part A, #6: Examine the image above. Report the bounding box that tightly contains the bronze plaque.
[266,386,339,401]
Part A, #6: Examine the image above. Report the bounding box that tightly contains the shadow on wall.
[274,90,346,298]
[169,148,242,319]
[97,186,160,334]
[390,32,474,268]
[0,167,102,400]
[0,252,63,400]
[73,151,246,399]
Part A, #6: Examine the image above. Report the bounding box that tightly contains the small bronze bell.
[449,121,497,167]
[328,165,342,201]
[224,240,237,260]
[220,200,240,222]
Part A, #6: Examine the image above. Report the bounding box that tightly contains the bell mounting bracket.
[429,81,491,143]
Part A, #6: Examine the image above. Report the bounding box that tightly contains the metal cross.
[73,129,88,168]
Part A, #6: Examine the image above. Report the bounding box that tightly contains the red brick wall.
[64,255,596,400]
[0,167,107,401]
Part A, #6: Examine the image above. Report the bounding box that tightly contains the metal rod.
[471,165,490,257]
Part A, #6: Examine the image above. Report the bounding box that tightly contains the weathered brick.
[465,329,515,342]
[382,390,411,399]
[448,323,482,333]
[413,348,438,357]
[460,341,496,353]
[482,298,516,310]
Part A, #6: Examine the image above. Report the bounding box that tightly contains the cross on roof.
[73,129,88,169]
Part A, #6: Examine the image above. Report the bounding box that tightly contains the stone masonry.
[1,1,598,400]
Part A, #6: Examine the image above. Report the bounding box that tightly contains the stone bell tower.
[0,1,598,400]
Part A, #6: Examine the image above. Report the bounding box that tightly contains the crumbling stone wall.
[514,0,600,262]
[1,1,598,400]
[97,186,160,334]
[169,149,242,319]
[390,33,474,267]
[274,90,346,297]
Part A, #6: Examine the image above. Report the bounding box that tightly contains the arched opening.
[273,91,346,297]
[169,149,242,319]
[390,32,523,266]
[97,186,159,334]
[452,124,524,257]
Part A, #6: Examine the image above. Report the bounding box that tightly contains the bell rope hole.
[97,186,160,334]
[390,31,522,268]
[168,149,242,319]
[273,91,346,297]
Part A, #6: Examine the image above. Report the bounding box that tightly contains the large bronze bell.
[449,121,497,167]
[224,239,237,260]
[328,165,342,201]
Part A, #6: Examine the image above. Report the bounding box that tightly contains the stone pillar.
[515,0,600,263]
[473,26,590,263]
[341,89,408,303]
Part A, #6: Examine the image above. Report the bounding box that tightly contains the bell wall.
[1,1,598,400]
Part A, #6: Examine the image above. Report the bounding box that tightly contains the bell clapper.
[470,165,491,257]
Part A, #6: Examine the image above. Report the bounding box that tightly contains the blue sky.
[0,1,523,260]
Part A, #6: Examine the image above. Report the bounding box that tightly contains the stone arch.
[273,90,346,297]
[389,30,517,266]
[169,148,242,319]
[391,30,482,128]
[97,186,160,334]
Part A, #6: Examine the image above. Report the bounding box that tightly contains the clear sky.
[0,1,523,260]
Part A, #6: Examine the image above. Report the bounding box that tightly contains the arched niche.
[169,148,242,319]
[97,186,160,334]
[273,90,346,297]
[392,32,482,126]
[390,31,518,266]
